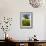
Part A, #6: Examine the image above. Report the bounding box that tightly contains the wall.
[0,0,46,40]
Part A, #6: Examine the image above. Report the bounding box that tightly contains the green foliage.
[22,19,30,26]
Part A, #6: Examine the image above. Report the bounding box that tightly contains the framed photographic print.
[20,12,33,29]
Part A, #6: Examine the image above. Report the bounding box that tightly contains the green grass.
[22,19,30,26]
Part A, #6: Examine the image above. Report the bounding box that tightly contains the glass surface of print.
[20,12,33,29]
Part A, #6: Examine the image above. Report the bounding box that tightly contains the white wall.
[44,13,46,40]
[0,0,46,40]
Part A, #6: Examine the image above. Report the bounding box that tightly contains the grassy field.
[22,19,30,26]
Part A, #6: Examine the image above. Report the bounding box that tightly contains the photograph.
[20,12,33,29]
